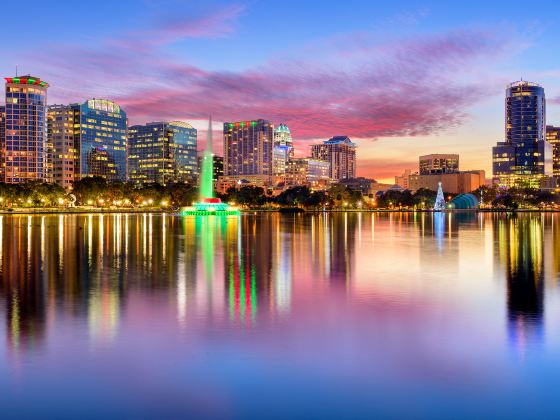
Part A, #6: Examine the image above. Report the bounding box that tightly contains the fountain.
[181,117,240,216]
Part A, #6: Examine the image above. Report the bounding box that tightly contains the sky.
[1,0,560,183]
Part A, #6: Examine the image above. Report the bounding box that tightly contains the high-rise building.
[492,81,551,187]
[546,125,560,176]
[2,76,49,183]
[47,104,78,188]
[0,105,5,181]
[223,119,273,178]
[78,99,127,182]
[272,123,294,179]
[128,121,198,185]
[311,136,356,181]
[47,99,128,186]
[419,154,459,175]
[274,123,293,154]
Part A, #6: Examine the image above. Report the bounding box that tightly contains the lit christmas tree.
[434,182,446,211]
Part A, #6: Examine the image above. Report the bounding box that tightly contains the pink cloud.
[113,29,507,139]
[24,15,511,144]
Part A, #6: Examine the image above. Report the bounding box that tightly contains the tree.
[73,176,108,205]
[413,188,437,208]
[227,186,266,207]
[166,183,198,207]
[276,186,311,206]
[304,191,330,209]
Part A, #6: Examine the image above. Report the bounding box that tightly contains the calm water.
[1,212,560,418]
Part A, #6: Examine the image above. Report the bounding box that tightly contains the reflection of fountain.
[181,117,239,216]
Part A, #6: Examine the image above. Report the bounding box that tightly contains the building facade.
[492,81,550,187]
[77,99,127,182]
[0,105,5,181]
[311,136,356,181]
[285,158,330,189]
[2,76,49,183]
[223,119,273,178]
[128,121,197,185]
[47,99,128,187]
[546,125,560,176]
[395,169,413,190]
[419,154,459,174]
[272,123,293,179]
[47,104,78,188]
[408,171,486,194]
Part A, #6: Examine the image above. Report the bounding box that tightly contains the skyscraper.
[546,125,560,176]
[2,76,49,183]
[128,121,198,185]
[47,104,78,189]
[492,81,550,187]
[272,123,293,179]
[311,136,356,181]
[223,119,273,177]
[47,99,127,186]
[0,105,5,181]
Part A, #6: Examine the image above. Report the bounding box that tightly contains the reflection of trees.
[0,212,362,353]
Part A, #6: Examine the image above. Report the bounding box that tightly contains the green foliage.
[376,190,414,208]
[327,184,363,207]
[0,181,67,207]
[276,186,311,206]
[226,186,267,207]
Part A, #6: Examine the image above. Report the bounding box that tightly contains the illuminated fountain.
[181,117,239,216]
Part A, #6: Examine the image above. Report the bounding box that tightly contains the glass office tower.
[493,81,550,187]
[77,99,127,182]
[128,121,198,185]
[47,99,127,187]
[2,76,49,183]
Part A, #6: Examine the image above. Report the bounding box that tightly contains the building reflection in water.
[494,214,544,354]
[1,211,555,356]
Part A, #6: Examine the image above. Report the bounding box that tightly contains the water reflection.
[493,214,545,354]
[2,212,560,417]
[0,212,553,352]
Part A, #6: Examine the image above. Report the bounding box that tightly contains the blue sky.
[1,0,559,181]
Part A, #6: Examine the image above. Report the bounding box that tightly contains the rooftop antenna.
[15,64,18,77]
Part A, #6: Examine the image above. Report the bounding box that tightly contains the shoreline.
[0,207,556,215]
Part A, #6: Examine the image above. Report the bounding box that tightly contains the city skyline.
[1,1,559,182]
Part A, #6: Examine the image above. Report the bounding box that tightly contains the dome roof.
[275,123,291,133]
[449,193,479,209]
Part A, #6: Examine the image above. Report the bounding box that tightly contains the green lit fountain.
[181,117,239,216]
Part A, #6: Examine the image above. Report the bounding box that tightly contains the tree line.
[0,178,558,210]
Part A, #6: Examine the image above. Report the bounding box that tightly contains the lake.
[1,212,559,418]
